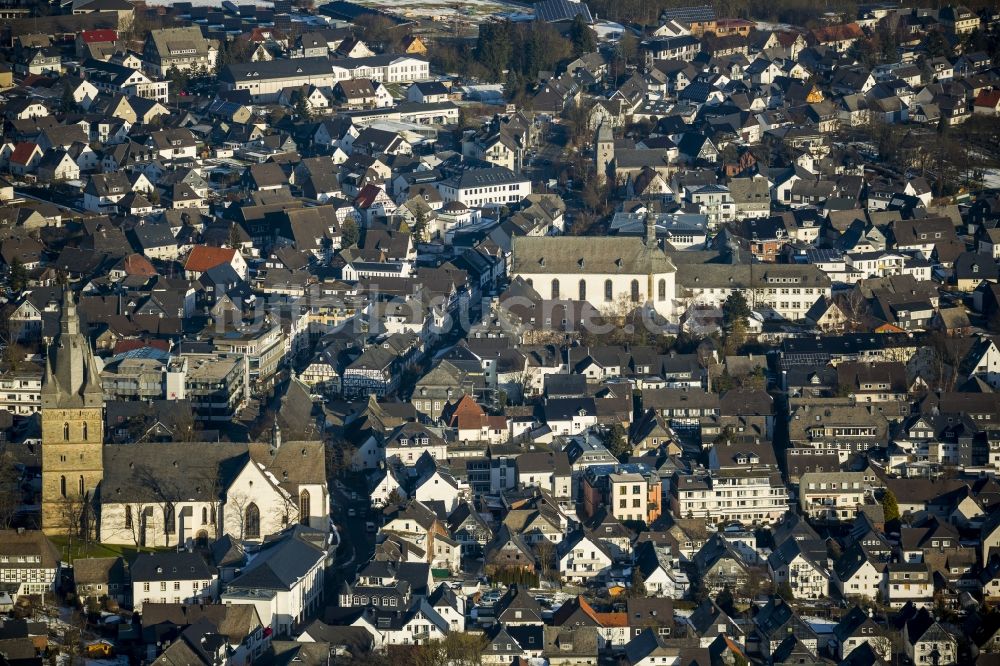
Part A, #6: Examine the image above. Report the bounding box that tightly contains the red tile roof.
[354,183,383,209]
[10,142,39,166]
[184,245,237,273]
[122,253,157,277]
[249,28,271,43]
[447,394,485,428]
[810,22,863,43]
[578,597,628,627]
[552,596,629,627]
[774,31,802,47]
[20,74,47,88]
[975,89,1000,109]
[80,29,118,43]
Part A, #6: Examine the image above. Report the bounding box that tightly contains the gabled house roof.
[184,246,237,273]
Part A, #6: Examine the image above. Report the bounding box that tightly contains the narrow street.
[324,478,376,604]
[526,122,569,185]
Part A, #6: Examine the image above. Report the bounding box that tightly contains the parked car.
[480,590,503,605]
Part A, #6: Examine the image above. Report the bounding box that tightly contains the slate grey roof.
[624,628,673,664]
[674,261,830,289]
[102,441,326,504]
[228,527,326,591]
[440,166,525,189]
[412,81,449,96]
[130,552,215,582]
[71,556,125,586]
[513,236,676,275]
[221,57,333,84]
[209,534,245,569]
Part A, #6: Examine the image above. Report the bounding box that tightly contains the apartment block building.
[0,362,43,415]
[673,261,831,322]
[204,321,285,393]
[100,353,249,421]
[220,55,430,103]
[674,440,788,525]
[798,471,876,521]
[582,464,662,525]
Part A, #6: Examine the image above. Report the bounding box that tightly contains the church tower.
[40,290,104,535]
[595,121,614,182]
[645,209,658,306]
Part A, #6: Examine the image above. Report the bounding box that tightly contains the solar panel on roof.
[534,0,593,23]
[660,4,716,22]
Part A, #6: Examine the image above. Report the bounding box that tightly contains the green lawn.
[50,537,172,563]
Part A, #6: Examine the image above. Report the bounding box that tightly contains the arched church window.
[245,503,260,539]
[300,490,311,525]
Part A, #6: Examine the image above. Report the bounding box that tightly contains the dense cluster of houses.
[0,0,999,663]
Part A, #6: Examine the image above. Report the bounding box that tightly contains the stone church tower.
[40,290,104,535]
[595,121,614,183]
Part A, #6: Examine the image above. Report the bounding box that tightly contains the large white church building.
[511,216,677,319]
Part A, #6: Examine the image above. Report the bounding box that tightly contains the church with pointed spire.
[35,291,329,547]
[40,290,104,535]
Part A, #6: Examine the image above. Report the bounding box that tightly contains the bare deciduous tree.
[926,330,961,391]
[134,465,182,547]
[0,448,21,529]
[108,501,155,549]
[225,491,254,541]
[869,626,899,662]
[443,632,488,666]
[533,540,558,582]
[838,289,871,332]
[508,364,535,404]
[56,493,93,562]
